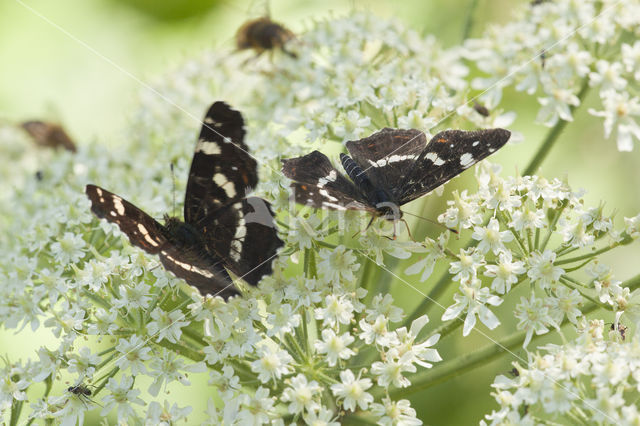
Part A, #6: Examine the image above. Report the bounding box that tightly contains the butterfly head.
[375,201,403,222]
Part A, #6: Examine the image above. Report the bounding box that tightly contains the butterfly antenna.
[170,163,176,217]
[401,210,459,234]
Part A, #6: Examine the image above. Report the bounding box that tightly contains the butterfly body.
[282,127,510,224]
[340,153,399,220]
[86,102,282,298]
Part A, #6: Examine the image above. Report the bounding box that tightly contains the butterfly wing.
[86,184,168,254]
[201,197,283,286]
[397,128,510,204]
[85,184,237,298]
[282,150,372,211]
[184,102,258,224]
[345,128,427,196]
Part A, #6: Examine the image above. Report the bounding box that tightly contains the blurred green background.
[2,0,639,424]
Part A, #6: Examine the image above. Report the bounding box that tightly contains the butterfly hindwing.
[345,128,427,195]
[201,197,283,286]
[397,128,511,204]
[281,150,371,211]
[184,102,258,224]
[157,230,238,299]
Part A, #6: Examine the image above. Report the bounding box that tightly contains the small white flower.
[371,397,422,426]
[441,278,503,336]
[317,245,360,284]
[484,251,526,294]
[50,232,86,264]
[250,345,294,384]
[330,369,373,412]
[315,295,354,327]
[315,329,356,366]
[449,248,486,282]
[145,400,192,426]
[101,376,145,424]
[472,218,514,254]
[514,295,555,347]
[281,374,321,414]
[114,335,152,375]
[146,308,189,344]
[527,250,564,289]
[359,315,396,347]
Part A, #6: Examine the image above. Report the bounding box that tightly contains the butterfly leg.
[352,215,376,239]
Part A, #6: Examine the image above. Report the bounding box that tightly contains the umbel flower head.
[1,1,640,424]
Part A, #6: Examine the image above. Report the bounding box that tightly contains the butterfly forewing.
[397,128,510,204]
[184,102,258,224]
[85,184,167,254]
[281,150,371,211]
[345,128,427,195]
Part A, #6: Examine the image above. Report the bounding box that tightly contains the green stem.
[523,79,590,176]
[559,275,607,308]
[155,339,204,362]
[304,248,317,279]
[461,0,480,41]
[555,241,626,265]
[93,367,120,395]
[540,200,568,251]
[10,399,23,426]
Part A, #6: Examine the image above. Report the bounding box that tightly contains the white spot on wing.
[319,188,338,202]
[317,170,338,188]
[163,253,215,278]
[460,152,475,168]
[472,141,480,147]
[137,223,159,247]
[425,152,445,166]
[196,140,222,155]
[367,154,417,168]
[113,197,125,215]
[230,214,245,263]
[322,201,347,210]
[213,173,237,198]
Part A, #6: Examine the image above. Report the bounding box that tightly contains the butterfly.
[282,127,510,227]
[235,16,297,58]
[86,102,283,298]
[21,120,77,152]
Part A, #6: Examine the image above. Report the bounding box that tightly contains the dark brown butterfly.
[21,120,77,152]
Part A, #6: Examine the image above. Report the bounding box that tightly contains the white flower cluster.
[465,0,640,150]
[404,161,640,345]
[483,320,640,425]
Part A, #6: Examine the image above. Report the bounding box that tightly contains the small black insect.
[86,102,282,298]
[21,120,77,152]
[282,127,510,228]
[472,101,490,117]
[610,323,627,340]
[236,16,297,58]
[68,385,92,396]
